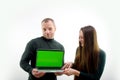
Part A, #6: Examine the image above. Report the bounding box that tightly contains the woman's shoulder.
[99,49,106,59]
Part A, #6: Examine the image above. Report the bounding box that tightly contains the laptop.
[36,49,64,72]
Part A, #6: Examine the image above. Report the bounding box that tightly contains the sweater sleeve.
[20,40,35,73]
[78,50,106,80]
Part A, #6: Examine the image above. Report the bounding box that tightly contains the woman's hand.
[64,68,80,76]
[62,62,73,69]
[55,71,64,76]
[64,68,74,76]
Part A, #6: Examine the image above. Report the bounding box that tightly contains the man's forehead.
[42,21,56,28]
[42,21,54,25]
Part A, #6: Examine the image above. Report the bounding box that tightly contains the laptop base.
[37,69,64,73]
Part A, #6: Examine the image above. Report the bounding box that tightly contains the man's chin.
[44,36,53,39]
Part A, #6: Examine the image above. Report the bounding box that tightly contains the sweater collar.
[42,36,54,41]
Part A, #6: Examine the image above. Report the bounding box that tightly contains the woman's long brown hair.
[73,25,100,80]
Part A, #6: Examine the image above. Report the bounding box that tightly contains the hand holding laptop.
[32,68,46,78]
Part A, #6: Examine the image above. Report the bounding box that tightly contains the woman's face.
[79,30,84,47]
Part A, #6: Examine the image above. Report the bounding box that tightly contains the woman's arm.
[79,50,106,80]
[64,50,106,80]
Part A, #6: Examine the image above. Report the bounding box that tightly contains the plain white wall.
[0,0,119,80]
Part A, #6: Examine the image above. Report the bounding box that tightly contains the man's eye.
[43,29,46,31]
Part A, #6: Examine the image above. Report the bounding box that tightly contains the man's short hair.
[41,18,56,27]
[41,18,54,23]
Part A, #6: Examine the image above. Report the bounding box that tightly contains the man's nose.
[45,30,50,34]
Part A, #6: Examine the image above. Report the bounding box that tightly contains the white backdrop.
[0,0,119,80]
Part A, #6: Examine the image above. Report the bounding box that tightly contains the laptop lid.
[36,49,64,72]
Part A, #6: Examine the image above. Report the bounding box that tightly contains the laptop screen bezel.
[36,49,64,69]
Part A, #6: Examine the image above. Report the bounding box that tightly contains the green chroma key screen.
[36,50,64,68]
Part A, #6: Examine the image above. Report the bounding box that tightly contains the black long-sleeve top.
[73,49,106,80]
[20,36,64,80]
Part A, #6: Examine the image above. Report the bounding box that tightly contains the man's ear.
[54,26,56,31]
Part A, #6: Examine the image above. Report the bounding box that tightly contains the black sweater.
[20,36,64,80]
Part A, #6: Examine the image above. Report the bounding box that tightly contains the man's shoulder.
[27,37,42,44]
[53,40,64,50]
[54,40,63,46]
[31,37,42,41]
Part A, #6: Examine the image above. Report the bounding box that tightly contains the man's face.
[41,20,56,39]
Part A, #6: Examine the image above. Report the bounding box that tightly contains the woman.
[64,25,106,80]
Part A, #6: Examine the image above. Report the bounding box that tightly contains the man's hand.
[32,68,45,78]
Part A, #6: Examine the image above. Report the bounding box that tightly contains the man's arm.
[20,40,34,73]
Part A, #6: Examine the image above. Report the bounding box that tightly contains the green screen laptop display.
[36,49,64,70]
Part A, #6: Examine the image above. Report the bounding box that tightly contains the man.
[20,18,65,80]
